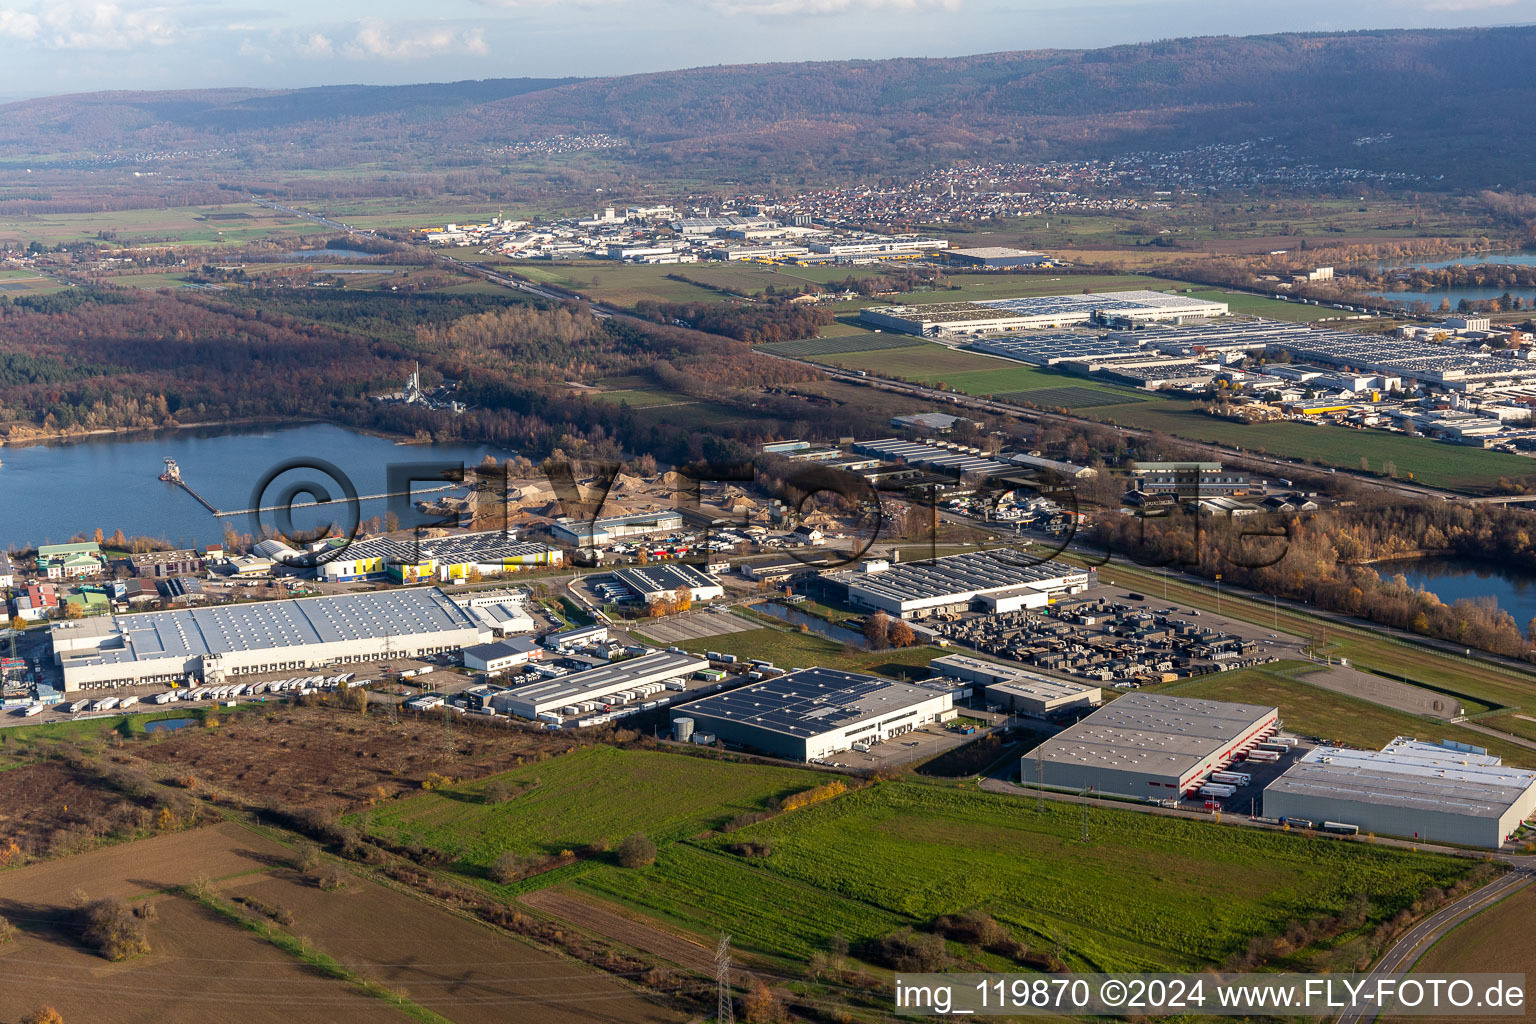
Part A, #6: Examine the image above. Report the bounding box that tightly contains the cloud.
[707,0,962,14]
[0,2,183,51]
[336,20,488,59]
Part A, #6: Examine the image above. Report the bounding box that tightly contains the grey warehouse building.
[675,667,956,761]
[1023,692,1280,798]
[491,650,709,720]
[1263,738,1536,849]
[930,654,1101,716]
[52,587,485,691]
[828,548,1095,619]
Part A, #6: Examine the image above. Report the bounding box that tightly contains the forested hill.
[3,26,1534,187]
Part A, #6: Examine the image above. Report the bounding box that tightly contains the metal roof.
[1265,738,1536,818]
[59,587,479,667]
[828,548,1089,605]
[498,650,708,710]
[1030,692,1278,777]
[681,667,948,739]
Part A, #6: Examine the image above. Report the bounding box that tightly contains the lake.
[0,423,512,551]
[1375,556,1536,628]
[1366,249,1536,310]
[754,601,872,649]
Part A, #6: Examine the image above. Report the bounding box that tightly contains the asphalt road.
[1336,867,1534,1024]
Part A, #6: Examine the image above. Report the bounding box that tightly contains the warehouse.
[859,290,1229,336]
[316,533,561,583]
[611,563,725,604]
[826,548,1095,619]
[549,511,685,548]
[491,649,709,720]
[942,246,1051,269]
[675,667,956,761]
[929,654,1101,716]
[52,587,486,691]
[450,588,537,635]
[1262,738,1536,849]
[463,637,542,675]
[1022,692,1280,798]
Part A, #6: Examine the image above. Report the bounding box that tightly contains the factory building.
[52,588,486,691]
[549,511,685,548]
[462,637,542,675]
[490,650,709,720]
[942,246,1051,269]
[859,291,1229,336]
[611,563,725,604]
[1262,738,1536,849]
[449,589,537,636]
[316,533,560,583]
[675,667,957,761]
[826,548,1095,620]
[1022,692,1280,798]
[930,654,1101,716]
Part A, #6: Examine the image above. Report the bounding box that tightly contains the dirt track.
[519,887,717,976]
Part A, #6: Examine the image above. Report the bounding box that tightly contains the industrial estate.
[9,17,1536,1024]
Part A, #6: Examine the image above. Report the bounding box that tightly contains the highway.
[1335,867,1533,1024]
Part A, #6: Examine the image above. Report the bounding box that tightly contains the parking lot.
[631,609,760,645]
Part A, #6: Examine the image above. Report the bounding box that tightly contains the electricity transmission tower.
[715,934,734,1024]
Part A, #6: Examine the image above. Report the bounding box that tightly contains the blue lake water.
[1366,249,1536,309]
[0,423,512,550]
[143,717,196,733]
[1375,556,1536,627]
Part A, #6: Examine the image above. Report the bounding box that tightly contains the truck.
[94,696,120,712]
[117,695,139,709]
[1210,771,1250,787]
[1244,749,1281,762]
[19,703,44,717]
[1322,821,1359,836]
[1281,817,1315,829]
[1198,783,1236,799]
[851,742,871,753]
[150,691,177,705]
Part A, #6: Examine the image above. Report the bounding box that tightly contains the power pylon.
[715,934,734,1024]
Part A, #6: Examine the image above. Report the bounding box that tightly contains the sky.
[0,0,1532,98]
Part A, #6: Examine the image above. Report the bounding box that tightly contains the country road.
[1336,868,1534,1024]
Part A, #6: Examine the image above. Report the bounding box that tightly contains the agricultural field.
[578,781,1474,972]
[0,203,317,248]
[993,385,1147,408]
[1158,666,1536,767]
[1179,286,1354,322]
[0,267,67,295]
[1393,881,1536,1023]
[353,745,825,872]
[217,866,681,1024]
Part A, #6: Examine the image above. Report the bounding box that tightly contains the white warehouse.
[52,588,486,692]
[827,548,1094,620]
[1262,738,1536,849]
[1022,692,1280,799]
[491,650,709,720]
[674,667,956,761]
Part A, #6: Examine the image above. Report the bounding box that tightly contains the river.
[0,423,512,551]
[1375,556,1536,628]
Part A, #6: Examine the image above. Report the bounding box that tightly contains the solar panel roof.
[682,667,948,738]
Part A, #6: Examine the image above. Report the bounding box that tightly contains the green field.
[0,268,68,295]
[1159,665,1536,767]
[994,386,1146,408]
[576,781,1474,971]
[0,203,317,247]
[1180,287,1350,322]
[354,745,823,871]
[758,335,927,357]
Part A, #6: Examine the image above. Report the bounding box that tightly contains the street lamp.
[1215,573,1222,616]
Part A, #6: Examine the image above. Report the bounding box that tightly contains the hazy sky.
[0,0,1532,97]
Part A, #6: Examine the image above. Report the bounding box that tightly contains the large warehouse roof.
[1265,739,1536,820]
[681,667,944,740]
[496,650,708,713]
[829,549,1090,606]
[56,588,478,667]
[860,290,1229,334]
[1032,692,1278,778]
